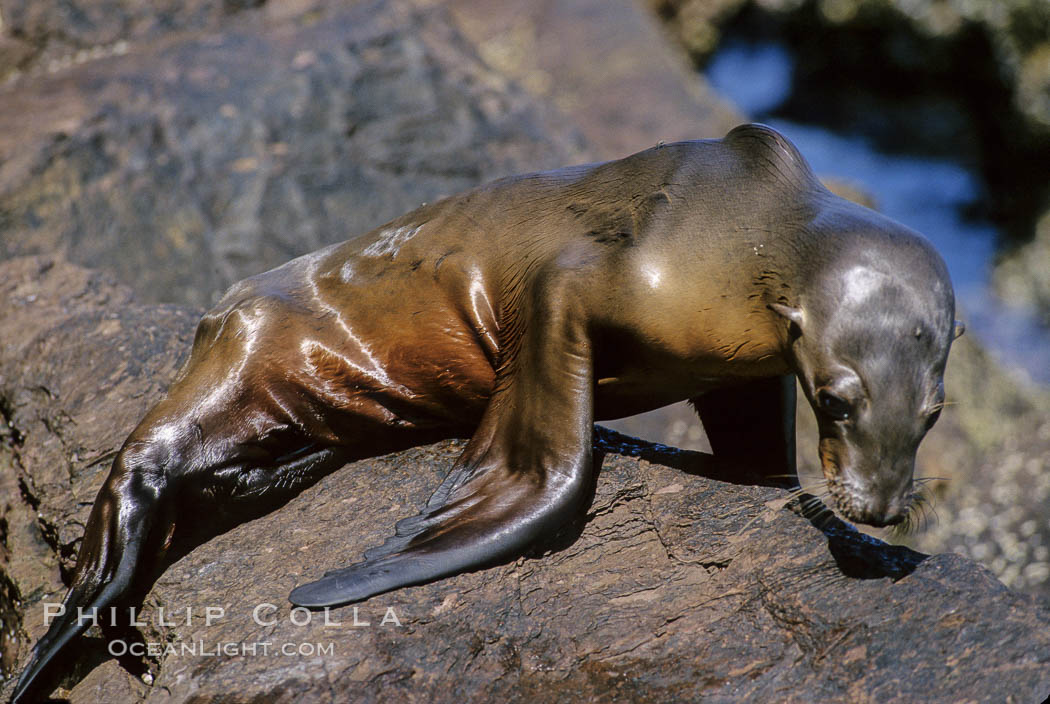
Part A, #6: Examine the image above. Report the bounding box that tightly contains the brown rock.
[0,0,588,308]
[442,0,743,160]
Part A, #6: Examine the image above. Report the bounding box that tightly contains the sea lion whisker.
[886,486,939,539]
[912,484,941,531]
[808,507,840,532]
[889,511,917,539]
[917,502,932,534]
[792,492,837,528]
[781,479,833,503]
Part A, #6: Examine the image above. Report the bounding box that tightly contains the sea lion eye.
[817,390,851,421]
[924,407,942,430]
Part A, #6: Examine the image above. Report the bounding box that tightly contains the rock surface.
[2,256,1049,703]
[0,0,587,308]
[442,0,743,161]
[0,257,202,689]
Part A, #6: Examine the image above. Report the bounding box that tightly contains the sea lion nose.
[864,456,914,526]
[880,506,907,526]
[864,492,907,527]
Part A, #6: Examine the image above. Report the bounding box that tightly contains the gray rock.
[0,0,587,308]
[0,0,280,81]
[441,0,744,160]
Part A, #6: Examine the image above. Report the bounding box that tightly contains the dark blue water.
[707,41,1050,384]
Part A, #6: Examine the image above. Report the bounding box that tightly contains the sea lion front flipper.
[290,278,595,608]
[692,374,797,486]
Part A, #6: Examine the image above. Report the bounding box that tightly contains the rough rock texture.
[0,0,744,314]
[2,256,1049,703]
[0,257,201,687]
[442,0,743,161]
[0,0,588,308]
[0,0,314,82]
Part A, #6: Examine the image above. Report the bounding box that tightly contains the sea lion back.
[723,122,823,195]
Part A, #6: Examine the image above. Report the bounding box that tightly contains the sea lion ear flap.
[770,303,804,334]
[953,320,966,339]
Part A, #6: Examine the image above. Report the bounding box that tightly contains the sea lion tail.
[10,456,166,704]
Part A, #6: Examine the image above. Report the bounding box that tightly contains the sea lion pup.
[11,124,961,702]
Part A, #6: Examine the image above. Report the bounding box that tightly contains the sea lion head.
[773,206,962,527]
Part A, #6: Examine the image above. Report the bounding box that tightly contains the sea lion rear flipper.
[11,463,167,704]
[289,275,595,608]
